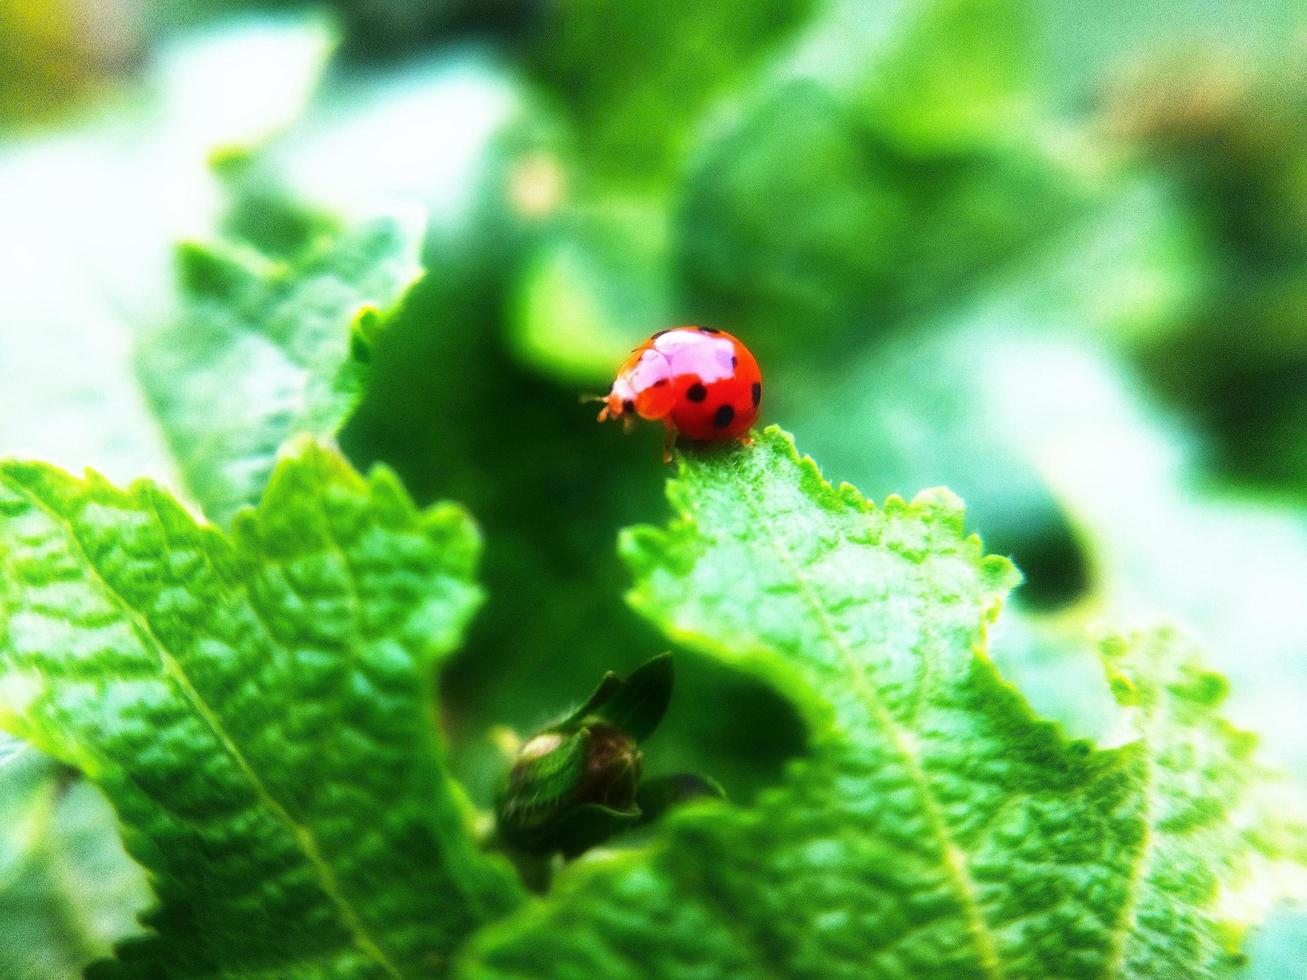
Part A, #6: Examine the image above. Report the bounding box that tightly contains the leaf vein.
[735,484,1004,980]
[3,475,405,980]
[1102,745,1156,978]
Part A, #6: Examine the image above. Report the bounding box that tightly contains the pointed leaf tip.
[598,654,674,743]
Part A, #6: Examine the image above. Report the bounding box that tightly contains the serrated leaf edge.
[0,449,412,979]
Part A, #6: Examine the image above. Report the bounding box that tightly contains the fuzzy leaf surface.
[137,208,424,526]
[464,427,1303,979]
[0,443,522,978]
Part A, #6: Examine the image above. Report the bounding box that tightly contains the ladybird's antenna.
[585,392,615,423]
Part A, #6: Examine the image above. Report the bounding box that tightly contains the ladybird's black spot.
[713,404,735,428]
[623,400,636,414]
[698,326,721,334]
[686,383,708,402]
[751,382,761,406]
[731,355,738,368]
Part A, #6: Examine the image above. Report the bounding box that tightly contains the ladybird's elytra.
[597,326,762,458]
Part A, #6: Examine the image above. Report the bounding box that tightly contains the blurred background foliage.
[1,0,1306,974]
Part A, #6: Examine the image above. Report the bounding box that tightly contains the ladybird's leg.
[597,404,610,422]
[662,425,678,464]
[739,432,755,447]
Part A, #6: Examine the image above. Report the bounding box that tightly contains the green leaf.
[463,428,1305,978]
[0,16,437,529]
[666,0,1094,366]
[0,17,336,487]
[776,181,1307,777]
[0,738,150,980]
[137,207,425,527]
[0,442,523,978]
[550,654,674,743]
[527,0,814,184]
[850,0,1038,150]
[554,673,624,730]
[676,75,1085,362]
[595,653,673,743]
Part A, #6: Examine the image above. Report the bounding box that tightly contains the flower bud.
[495,723,642,855]
[494,654,718,860]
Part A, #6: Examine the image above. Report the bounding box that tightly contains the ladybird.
[598,326,762,459]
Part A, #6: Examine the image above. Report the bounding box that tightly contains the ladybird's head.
[596,372,639,429]
[597,391,635,424]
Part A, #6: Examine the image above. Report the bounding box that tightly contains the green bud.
[496,723,642,855]
[571,723,642,810]
[494,654,713,860]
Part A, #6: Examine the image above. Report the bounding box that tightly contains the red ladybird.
[598,326,762,459]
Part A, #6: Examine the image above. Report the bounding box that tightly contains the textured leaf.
[0,16,430,530]
[779,184,1307,777]
[463,428,1304,978]
[137,208,425,526]
[0,442,523,978]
